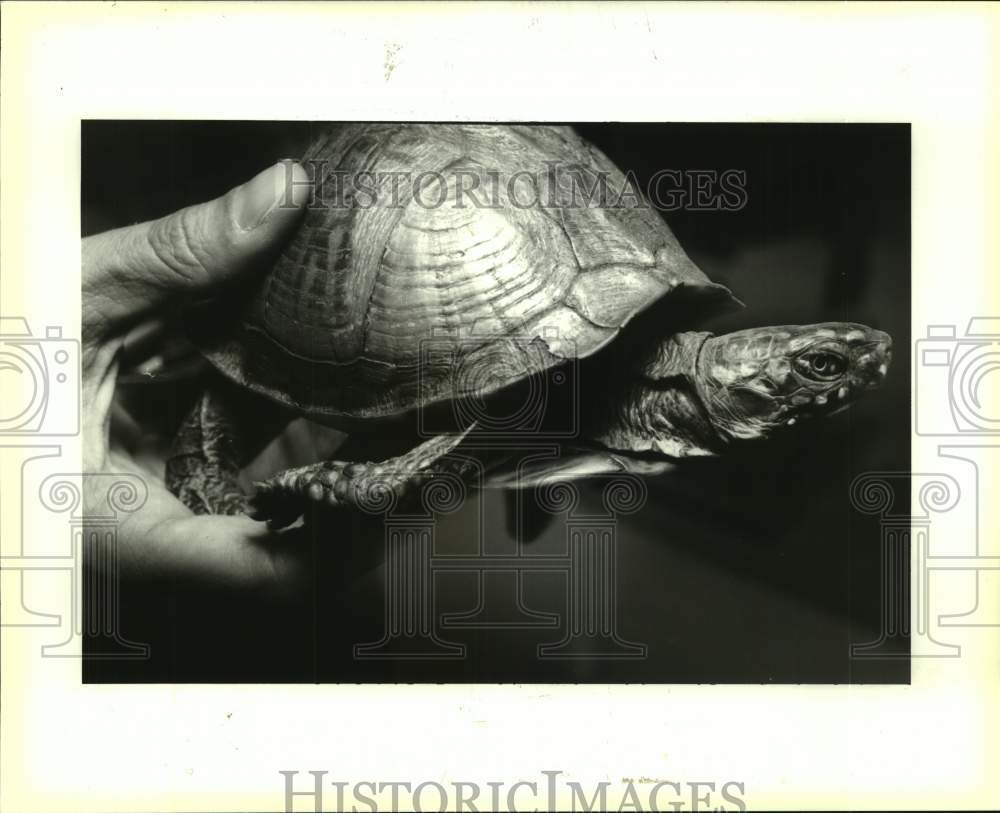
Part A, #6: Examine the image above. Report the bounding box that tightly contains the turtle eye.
[796,351,847,381]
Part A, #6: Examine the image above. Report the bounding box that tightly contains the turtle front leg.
[249,428,476,528]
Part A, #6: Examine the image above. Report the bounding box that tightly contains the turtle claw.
[248,481,307,529]
[248,462,362,526]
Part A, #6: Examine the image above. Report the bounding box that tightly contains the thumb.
[82,160,312,339]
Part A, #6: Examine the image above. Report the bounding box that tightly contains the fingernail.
[234,160,312,231]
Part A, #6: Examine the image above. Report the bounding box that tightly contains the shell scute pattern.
[199,124,735,421]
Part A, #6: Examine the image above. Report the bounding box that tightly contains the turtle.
[165,123,892,526]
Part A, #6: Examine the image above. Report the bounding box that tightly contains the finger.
[113,490,312,598]
[82,160,312,339]
[122,513,311,599]
[88,453,312,598]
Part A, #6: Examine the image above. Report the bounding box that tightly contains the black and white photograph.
[2,4,998,813]
[80,120,909,684]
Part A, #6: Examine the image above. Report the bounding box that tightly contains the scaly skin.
[247,427,479,528]
[169,322,892,523]
[165,387,251,516]
[589,322,892,457]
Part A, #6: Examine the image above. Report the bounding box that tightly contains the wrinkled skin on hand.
[81,161,316,595]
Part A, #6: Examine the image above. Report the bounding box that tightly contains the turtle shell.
[198,124,738,421]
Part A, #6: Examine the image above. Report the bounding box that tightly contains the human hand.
[82,161,313,596]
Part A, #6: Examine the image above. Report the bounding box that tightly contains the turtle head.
[587,322,891,460]
[694,322,892,443]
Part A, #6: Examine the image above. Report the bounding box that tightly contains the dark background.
[83,121,910,683]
